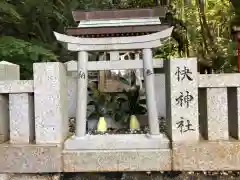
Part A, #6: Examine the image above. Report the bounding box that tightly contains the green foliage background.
[0,0,238,79]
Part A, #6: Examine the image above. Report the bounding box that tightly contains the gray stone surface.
[0,61,20,80]
[9,93,34,144]
[0,144,62,173]
[63,149,171,172]
[0,174,10,180]
[34,62,68,144]
[0,80,33,93]
[207,88,228,140]
[64,134,169,150]
[2,141,240,173]
[66,75,77,118]
[75,51,88,137]
[199,73,240,88]
[173,141,240,171]
[142,48,159,134]
[10,174,61,180]
[0,61,20,143]
[164,58,199,142]
[154,74,166,118]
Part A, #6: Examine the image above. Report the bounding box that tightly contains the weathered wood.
[72,7,167,21]
[66,25,170,36]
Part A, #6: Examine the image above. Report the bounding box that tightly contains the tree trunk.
[196,0,218,55]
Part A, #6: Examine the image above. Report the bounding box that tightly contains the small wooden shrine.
[54,5,173,138]
[65,7,171,92]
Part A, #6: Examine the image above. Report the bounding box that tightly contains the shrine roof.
[65,24,170,37]
[66,6,170,37]
[72,7,167,21]
[54,26,174,51]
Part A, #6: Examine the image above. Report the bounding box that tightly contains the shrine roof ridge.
[72,6,167,21]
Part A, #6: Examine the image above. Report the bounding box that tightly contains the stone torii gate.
[54,8,173,150]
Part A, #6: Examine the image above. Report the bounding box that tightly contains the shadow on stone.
[63,172,240,180]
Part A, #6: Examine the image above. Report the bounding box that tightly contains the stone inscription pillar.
[165,58,199,141]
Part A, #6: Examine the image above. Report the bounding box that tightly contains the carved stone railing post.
[34,62,68,144]
[76,51,88,137]
[9,93,34,144]
[165,58,199,141]
[207,88,228,140]
[0,61,20,143]
[142,48,160,135]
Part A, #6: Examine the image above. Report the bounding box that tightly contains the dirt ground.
[63,172,240,180]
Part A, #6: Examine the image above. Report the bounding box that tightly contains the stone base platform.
[173,140,240,171]
[0,173,61,180]
[63,149,171,172]
[0,143,62,173]
[3,140,240,173]
[0,135,6,143]
[64,134,169,150]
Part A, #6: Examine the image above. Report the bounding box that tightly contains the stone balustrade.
[1,59,240,179]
